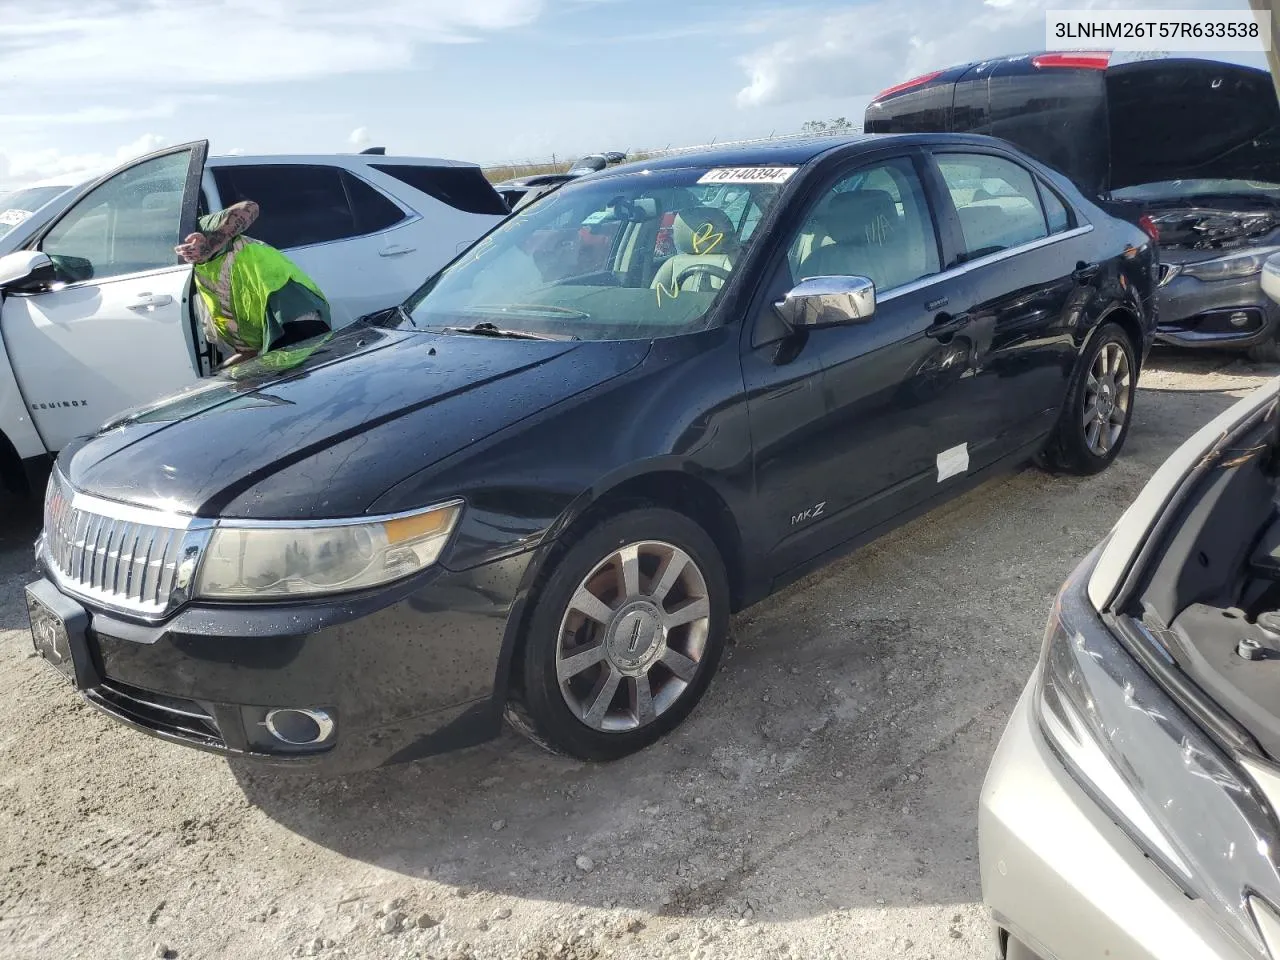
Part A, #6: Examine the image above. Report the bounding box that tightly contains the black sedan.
[28,133,1158,773]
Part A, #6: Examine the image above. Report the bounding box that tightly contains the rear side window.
[864,82,955,134]
[1038,181,1073,234]
[935,153,1048,260]
[371,164,509,216]
[211,164,406,249]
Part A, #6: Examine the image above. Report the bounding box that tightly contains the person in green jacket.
[174,200,332,369]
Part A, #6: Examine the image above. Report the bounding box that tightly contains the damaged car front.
[1106,60,1280,359]
[1126,179,1280,358]
[980,377,1280,960]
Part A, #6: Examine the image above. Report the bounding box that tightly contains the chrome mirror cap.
[774,275,876,329]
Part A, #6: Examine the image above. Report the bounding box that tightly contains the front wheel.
[1042,323,1137,475]
[506,507,729,761]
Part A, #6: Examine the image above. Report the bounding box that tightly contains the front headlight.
[1181,247,1280,282]
[194,501,462,600]
[1037,556,1280,958]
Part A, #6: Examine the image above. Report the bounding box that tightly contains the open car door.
[0,140,209,453]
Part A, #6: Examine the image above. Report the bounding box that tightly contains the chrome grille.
[42,471,213,618]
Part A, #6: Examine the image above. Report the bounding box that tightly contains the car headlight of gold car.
[194,501,462,600]
[1036,551,1280,957]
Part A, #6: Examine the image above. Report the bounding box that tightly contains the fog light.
[263,708,335,746]
[1230,311,1251,328]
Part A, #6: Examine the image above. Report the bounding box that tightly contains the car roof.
[206,154,480,169]
[588,132,1024,177]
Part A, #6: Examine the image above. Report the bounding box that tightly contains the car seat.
[798,190,901,289]
[650,207,740,294]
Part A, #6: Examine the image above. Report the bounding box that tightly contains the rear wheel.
[1042,323,1136,475]
[506,507,729,761]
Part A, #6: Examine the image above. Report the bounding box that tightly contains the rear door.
[925,148,1099,465]
[1,141,208,452]
[207,161,415,325]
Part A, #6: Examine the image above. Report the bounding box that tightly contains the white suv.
[0,140,508,491]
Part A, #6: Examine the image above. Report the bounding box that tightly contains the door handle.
[1073,261,1100,283]
[926,311,970,339]
[126,293,173,310]
[379,244,416,258]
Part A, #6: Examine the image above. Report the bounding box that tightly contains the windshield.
[0,185,71,237]
[1113,179,1280,203]
[403,166,794,340]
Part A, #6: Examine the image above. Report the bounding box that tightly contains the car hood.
[1106,59,1280,193]
[63,325,651,519]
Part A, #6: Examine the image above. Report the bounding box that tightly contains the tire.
[1042,323,1137,476]
[506,506,730,761]
[1248,338,1280,363]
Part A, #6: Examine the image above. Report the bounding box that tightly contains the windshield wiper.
[359,303,418,329]
[442,322,578,341]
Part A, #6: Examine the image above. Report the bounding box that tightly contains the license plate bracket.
[26,579,97,689]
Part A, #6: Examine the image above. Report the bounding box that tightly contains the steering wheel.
[674,263,733,289]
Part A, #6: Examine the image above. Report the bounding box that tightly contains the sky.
[0,0,1270,191]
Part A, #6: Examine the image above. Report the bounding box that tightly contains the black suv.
[866,52,1280,359]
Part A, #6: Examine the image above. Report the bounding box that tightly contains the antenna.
[359,147,387,156]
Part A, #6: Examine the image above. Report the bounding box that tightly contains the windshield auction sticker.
[0,209,32,226]
[698,167,798,185]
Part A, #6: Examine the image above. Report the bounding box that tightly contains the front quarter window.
[404,166,795,341]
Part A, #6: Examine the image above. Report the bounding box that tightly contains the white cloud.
[0,133,169,191]
[348,127,372,150]
[0,0,545,91]
[734,0,1241,107]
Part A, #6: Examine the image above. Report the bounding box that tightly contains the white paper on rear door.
[936,443,969,483]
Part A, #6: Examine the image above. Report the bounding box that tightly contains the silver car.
[981,376,1280,960]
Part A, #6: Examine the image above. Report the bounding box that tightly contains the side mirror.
[774,275,876,329]
[0,251,55,292]
[1262,253,1280,307]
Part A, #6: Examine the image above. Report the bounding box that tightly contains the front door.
[746,152,982,575]
[1,142,208,452]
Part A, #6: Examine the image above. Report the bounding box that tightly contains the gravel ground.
[0,352,1274,960]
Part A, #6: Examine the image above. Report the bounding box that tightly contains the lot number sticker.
[697,167,798,185]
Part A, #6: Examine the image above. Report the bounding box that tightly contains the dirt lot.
[0,353,1274,960]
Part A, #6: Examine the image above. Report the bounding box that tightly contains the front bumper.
[1154,271,1280,350]
[979,675,1250,960]
[30,551,533,775]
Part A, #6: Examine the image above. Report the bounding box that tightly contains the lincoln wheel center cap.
[607,602,665,675]
[1098,384,1114,418]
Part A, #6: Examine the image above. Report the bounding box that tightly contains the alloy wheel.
[556,540,711,733]
[1083,341,1131,457]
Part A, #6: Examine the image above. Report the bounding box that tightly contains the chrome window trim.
[275,212,425,254]
[877,224,1094,305]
